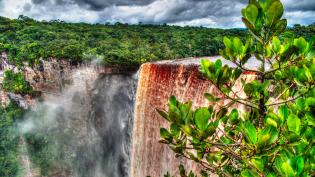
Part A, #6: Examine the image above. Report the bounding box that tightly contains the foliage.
[157,0,315,176]
[0,15,313,67]
[1,70,33,95]
[0,15,250,66]
[0,102,25,177]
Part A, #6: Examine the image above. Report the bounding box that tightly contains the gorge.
[0,54,255,177]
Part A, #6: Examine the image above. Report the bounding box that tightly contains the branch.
[275,83,295,101]
[266,85,313,106]
[212,82,259,110]
[232,61,262,74]
[180,153,217,173]
[266,95,303,106]
[264,58,300,75]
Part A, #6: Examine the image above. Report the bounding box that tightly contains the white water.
[18,66,137,177]
[19,137,34,177]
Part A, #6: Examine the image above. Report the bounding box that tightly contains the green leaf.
[274,70,282,80]
[306,97,315,110]
[304,65,313,81]
[244,121,257,144]
[296,98,305,111]
[266,173,276,177]
[223,37,232,49]
[242,18,259,38]
[206,120,218,137]
[257,127,278,147]
[241,169,259,177]
[266,117,278,128]
[216,108,228,121]
[290,156,304,175]
[214,59,222,71]
[170,123,180,137]
[200,59,211,71]
[272,37,281,53]
[233,37,244,54]
[245,4,258,24]
[169,95,177,107]
[281,162,295,177]
[204,93,220,102]
[179,102,192,123]
[229,109,239,124]
[278,105,289,123]
[268,127,278,145]
[182,125,193,135]
[169,104,182,123]
[160,128,171,139]
[266,1,284,27]
[156,109,169,121]
[294,37,308,54]
[251,157,265,172]
[258,0,274,11]
[287,114,301,134]
[194,108,211,131]
[306,113,315,126]
[273,19,287,36]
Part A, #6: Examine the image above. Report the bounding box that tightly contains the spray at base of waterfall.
[18,65,138,177]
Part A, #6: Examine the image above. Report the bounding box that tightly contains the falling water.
[19,137,35,177]
[19,66,137,177]
[130,57,258,176]
[77,73,137,177]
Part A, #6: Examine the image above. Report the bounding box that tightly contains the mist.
[18,66,137,177]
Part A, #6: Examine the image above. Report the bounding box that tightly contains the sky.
[0,0,314,28]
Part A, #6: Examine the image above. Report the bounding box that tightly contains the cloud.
[0,0,314,28]
[283,0,315,12]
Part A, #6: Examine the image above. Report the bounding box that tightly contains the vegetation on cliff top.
[0,15,314,67]
[0,15,246,66]
[158,0,315,176]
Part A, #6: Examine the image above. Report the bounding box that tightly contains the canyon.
[0,53,255,177]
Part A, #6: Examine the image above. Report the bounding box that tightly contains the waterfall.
[130,57,257,176]
[19,136,35,177]
[15,57,256,177]
[76,73,137,177]
[19,66,137,177]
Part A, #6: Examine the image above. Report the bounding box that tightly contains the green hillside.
[0,15,314,66]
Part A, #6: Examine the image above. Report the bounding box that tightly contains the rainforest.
[0,15,314,66]
[0,0,315,177]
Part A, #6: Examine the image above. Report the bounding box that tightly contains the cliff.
[0,52,138,177]
[1,52,257,176]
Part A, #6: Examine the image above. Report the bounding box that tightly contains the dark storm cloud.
[31,0,156,10]
[284,0,315,12]
[23,3,32,11]
[0,0,314,28]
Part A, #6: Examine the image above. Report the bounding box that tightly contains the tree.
[2,70,33,95]
[0,102,25,177]
[157,0,315,176]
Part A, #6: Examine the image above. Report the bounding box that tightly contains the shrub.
[2,70,33,95]
[157,0,315,176]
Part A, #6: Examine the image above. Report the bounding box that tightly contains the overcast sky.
[0,0,314,28]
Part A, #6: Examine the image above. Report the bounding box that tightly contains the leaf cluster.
[158,0,315,176]
[1,70,33,95]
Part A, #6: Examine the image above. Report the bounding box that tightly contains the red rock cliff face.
[131,58,222,177]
